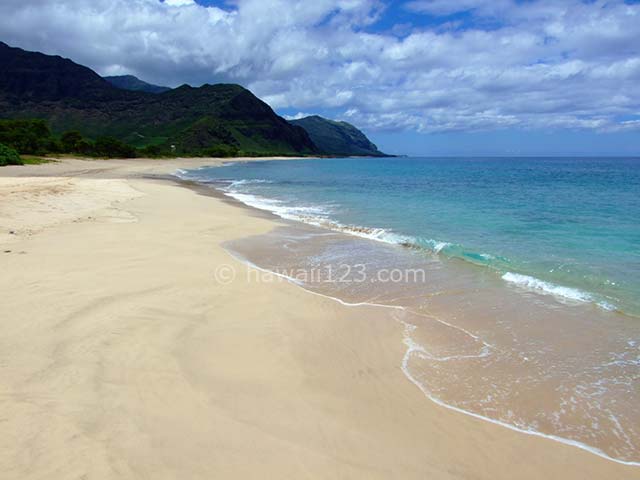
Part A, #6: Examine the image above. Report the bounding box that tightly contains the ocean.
[178,156,640,464]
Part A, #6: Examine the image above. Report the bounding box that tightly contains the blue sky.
[1,0,639,155]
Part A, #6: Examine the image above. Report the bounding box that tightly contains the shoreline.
[1,157,638,479]
[230,244,640,468]
[179,163,631,318]
[188,164,640,468]
[181,158,640,465]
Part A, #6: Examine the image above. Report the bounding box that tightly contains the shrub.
[60,130,84,153]
[0,143,23,166]
[92,136,137,158]
[140,144,164,157]
[201,144,239,158]
[0,119,52,154]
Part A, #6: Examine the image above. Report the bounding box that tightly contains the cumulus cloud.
[164,0,196,6]
[283,112,318,120]
[0,0,638,133]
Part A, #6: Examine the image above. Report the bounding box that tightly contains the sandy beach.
[0,157,638,480]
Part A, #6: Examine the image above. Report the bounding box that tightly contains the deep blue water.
[181,157,640,316]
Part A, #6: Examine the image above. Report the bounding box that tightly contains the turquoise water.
[181,157,640,317]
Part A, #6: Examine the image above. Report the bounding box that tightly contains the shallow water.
[180,156,640,316]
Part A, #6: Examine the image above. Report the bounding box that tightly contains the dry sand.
[0,157,638,479]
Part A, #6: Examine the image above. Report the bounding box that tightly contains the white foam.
[223,191,332,225]
[597,301,618,311]
[423,239,451,253]
[339,226,403,243]
[337,228,452,255]
[502,272,595,302]
[501,272,621,313]
[209,176,460,257]
[399,322,640,467]
[226,179,273,188]
[174,166,217,183]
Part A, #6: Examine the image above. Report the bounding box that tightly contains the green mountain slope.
[0,42,318,156]
[104,75,171,94]
[289,115,388,157]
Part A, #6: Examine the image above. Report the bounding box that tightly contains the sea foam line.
[501,272,617,311]
[502,272,593,302]
[224,185,620,313]
[399,325,640,467]
[180,167,624,316]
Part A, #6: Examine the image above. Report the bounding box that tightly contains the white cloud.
[163,0,195,6]
[283,112,317,120]
[0,0,639,133]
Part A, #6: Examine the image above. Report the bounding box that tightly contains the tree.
[201,144,239,158]
[93,136,137,158]
[0,143,23,166]
[61,131,84,152]
[0,119,52,154]
[141,144,163,157]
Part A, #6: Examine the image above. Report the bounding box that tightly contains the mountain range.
[0,41,386,157]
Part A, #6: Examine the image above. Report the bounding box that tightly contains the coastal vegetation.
[0,119,53,155]
[0,119,137,159]
[0,142,22,166]
[0,118,282,160]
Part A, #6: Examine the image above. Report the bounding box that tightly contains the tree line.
[0,119,241,166]
[0,119,137,165]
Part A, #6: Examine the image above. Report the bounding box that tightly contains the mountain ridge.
[0,41,385,157]
[289,115,388,157]
[0,41,129,102]
[0,42,317,156]
[104,75,171,94]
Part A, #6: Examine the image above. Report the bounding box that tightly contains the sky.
[1,0,639,156]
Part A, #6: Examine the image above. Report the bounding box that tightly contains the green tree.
[140,144,164,157]
[201,144,239,158]
[0,143,23,166]
[61,131,84,152]
[93,136,137,158]
[0,119,51,154]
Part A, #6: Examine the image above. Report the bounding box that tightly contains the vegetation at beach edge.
[0,141,22,166]
[0,118,309,164]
